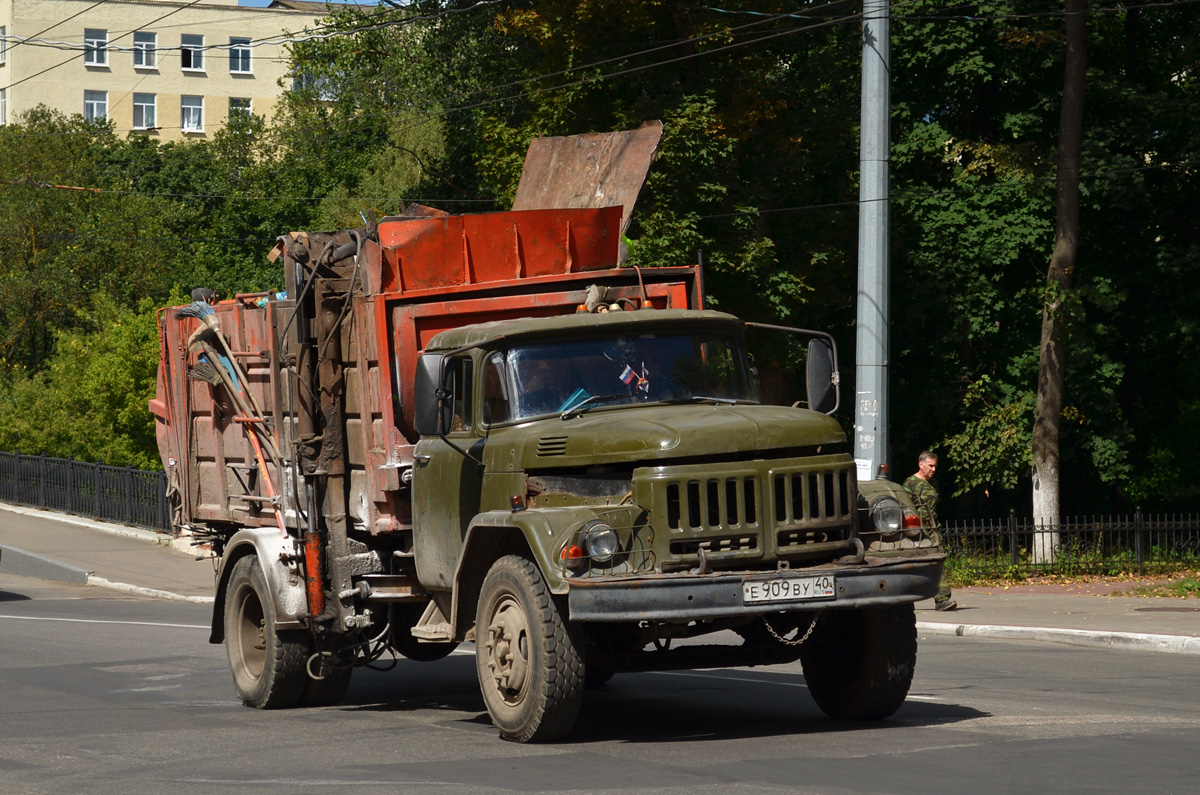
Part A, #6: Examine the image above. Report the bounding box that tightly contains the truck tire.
[224,555,308,709]
[300,658,353,707]
[475,555,584,743]
[799,603,916,721]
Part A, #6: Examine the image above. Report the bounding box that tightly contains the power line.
[1,0,109,56]
[0,0,866,158]
[0,176,494,204]
[699,158,1200,220]
[2,0,494,58]
[2,0,208,93]
[3,0,1195,213]
[2,158,1193,245]
[242,0,876,173]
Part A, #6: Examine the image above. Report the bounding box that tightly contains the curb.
[917,620,1200,655]
[88,576,215,604]
[0,543,92,585]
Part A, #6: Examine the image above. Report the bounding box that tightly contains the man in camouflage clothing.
[904,451,956,611]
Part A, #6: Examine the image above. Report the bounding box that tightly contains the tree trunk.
[1032,0,1088,564]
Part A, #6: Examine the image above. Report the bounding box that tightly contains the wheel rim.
[484,593,530,705]
[233,583,267,681]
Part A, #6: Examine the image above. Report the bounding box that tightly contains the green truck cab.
[409,308,943,741]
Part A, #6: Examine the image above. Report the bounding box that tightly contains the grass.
[944,561,1200,594]
[1126,576,1200,599]
[942,543,1200,589]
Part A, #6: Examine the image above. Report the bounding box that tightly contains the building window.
[229,97,251,121]
[84,29,108,66]
[133,31,157,68]
[133,93,156,130]
[84,90,107,122]
[181,95,203,132]
[229,38,251,74]
[181,34,204,71]
[292,71,335,101]
[1,89,7,126]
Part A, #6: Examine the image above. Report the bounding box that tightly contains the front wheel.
[475,555,584,743]
[224,555,308,709]
[799,603,917,721]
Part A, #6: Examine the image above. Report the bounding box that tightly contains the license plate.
[742,574,836,605]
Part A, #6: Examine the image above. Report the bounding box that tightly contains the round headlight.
[582,522,619,563]
[869,498,903,534]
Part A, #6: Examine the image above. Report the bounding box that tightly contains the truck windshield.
[483,330,760,423]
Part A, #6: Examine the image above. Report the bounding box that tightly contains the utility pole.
[854,0,891,481]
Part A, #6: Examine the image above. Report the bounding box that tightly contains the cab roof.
[425,308,744,352]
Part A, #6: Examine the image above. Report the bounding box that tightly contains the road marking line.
[0,614,206,629]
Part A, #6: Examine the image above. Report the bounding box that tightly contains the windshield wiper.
[664,395,742,405]
[560,393,629,419]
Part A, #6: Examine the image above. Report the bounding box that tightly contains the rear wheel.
[475,555,584,742]
[224,555,308,709]
[300,653,353,707]
[800,604,917,721]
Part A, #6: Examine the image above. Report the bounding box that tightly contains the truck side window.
[450,357,473,432]
[482,353,510,425]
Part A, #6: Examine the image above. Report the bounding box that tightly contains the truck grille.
[669,534,758,556]
[772,468,854,549]
[634,456,856,567]
[664,476,759,532]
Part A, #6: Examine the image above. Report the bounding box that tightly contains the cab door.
[411,355,484,591]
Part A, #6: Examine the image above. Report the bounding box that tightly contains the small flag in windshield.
[620,363,650,393]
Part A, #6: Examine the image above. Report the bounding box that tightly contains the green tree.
[0,297,163,469]
[890,0,1200,513]
[0,108,176,369]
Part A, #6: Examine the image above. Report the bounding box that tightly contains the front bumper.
[567,553,944,622]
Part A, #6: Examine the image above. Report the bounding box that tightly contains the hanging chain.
[762,612,821,647]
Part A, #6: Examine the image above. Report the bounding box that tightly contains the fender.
[208,528,308,644]
[447,506,640,640]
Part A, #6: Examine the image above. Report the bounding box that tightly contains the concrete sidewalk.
[0,503,215,602]
[916,587,1200,654]
[2,501,1198,653]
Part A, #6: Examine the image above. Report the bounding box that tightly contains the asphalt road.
[3,573,1199,795]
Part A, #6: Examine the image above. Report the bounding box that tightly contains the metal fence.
[2,449,1199,579]
[0,452,171,534]
[941,510,1200,578]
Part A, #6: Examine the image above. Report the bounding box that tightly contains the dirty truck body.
[152,205,944,742]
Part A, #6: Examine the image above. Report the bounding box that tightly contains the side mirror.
[805,338,839,414]
[414,353,448,436]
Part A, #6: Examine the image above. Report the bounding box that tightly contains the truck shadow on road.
[565,681,990,743]
[336,656,989,743]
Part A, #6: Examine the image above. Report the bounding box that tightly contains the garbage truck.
[150,124,944,742]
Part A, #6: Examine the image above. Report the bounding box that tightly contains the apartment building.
[1,0,359,138]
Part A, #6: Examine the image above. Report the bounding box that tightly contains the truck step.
[410,622,453,642]
[358,574,427,603]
